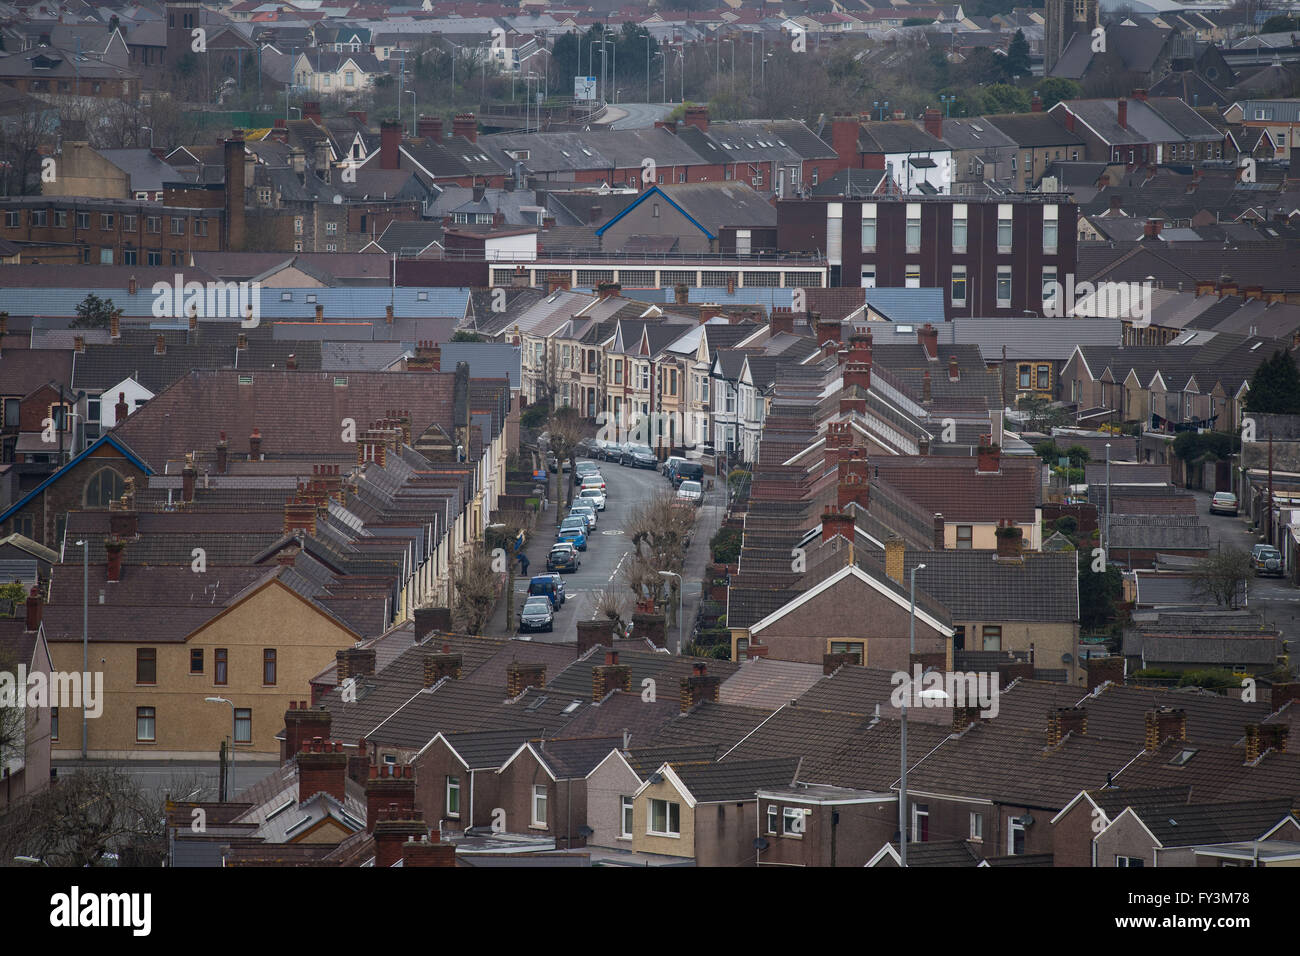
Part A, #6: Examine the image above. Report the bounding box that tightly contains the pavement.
[485,456,723,652]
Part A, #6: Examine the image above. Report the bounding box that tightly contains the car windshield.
[523,598,551,612]
[630,445,652,455]
[679,481,701,492]
[550,548,571,558]
[581,489,601,496]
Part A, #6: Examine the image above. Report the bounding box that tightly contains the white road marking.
[609,550,629,582]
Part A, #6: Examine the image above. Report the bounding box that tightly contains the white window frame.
[647,798,681,837]
[446,775,461,817]
[997,266,1012,308]
[952,203,967,253]
[860,203,877,253]
[531,784,548,827]
[997,203,1013,252]
[620,796,634,838]
[970,811,983,841]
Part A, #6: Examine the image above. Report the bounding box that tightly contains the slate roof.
[719,658,827,711]
[946,317,1123,361]
[984,112,1086,148]
[110,369,466,470]
[1108,514,1210,551]
[669,757,801,803]
[1116,740,1300,801]
[441,728,549,770]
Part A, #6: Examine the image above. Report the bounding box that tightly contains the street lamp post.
[406,90,416,138]
[141,125,153,148]
[1105,443,1111,560]
[206,697,236,800]
[75,539,88,760]
[659,571,683,654]
[900,561,926,867]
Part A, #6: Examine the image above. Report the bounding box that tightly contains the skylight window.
[563,699,582,713]
[1170,748,1197,766]
[265,797,295,820]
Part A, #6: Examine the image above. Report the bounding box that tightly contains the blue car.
[556,520,588,551]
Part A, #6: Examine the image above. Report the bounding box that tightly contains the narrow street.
[486,456,723,651]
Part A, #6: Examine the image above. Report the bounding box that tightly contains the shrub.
[709,527,742,564]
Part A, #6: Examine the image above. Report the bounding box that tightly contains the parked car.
[593,440,621,461]
[557,519,588,551]
[673,461,704,487]
[565,511,592,534]
[1251,544,1284,577]
[579,474,606,493]
[1209,491,1239,516]
[676,480,703,506]
[547,543,580,573]
[578,486,607,510]
[569,501,598,526]
[575,460,601,479]
[621,443,657,469]
[518,596,555,633]
[527,574,565,608]
[546,452,572,474]
[662,456,687,481]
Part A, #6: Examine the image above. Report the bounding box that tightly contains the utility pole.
[1267,429,1274,546]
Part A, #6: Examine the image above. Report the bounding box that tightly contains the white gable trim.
[750,563,954,637]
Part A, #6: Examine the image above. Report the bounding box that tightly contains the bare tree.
[0,767,166,867]
[1190,547,1252,609]
[492,508,534,628]
[0,98,58,196]
[450,546,498,635]
[620,492,694,628]
[0,644,23,778]
[546,405,587,522]
[586,585,629,637]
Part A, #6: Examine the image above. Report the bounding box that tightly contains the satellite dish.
[332,194,343,204]
[1062,653,1074,664]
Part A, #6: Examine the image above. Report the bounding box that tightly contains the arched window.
[85,467,125,508]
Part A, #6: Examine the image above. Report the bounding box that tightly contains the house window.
[997,204,1013,251]
[55,210,68,228]
[190,649,203,674]
[648,798,680,836]
[970,811,983,841]
[653,203,660,218]
[101,213,114,231]
[147,252,161,266]
[1042,267,1058,309]
[447,776,461,817]
[615,796,632,838]
[952,205,967,252]
[123,249,137,266]
[1043,210,1058,254]
[77,212,90,229]
[996,266,1012,307]
[861,266,876,289]
[1008,818,1025,855]
[136,706,156,742]
[50,707,58,740]
[84,467,125,507]
[951,265,967,307]
[1037,365,1051,390]
[4,211,20,228]
[4,399,19,427]
[82,247,92,264]
[766,804,779,834]
[294,217,304,235]
[263,648,277,685]
[345,71,355,86]
[136,648,156,685]
[100,248,113,265]
[782,807,806,836]
[214,648,228,685]
[323,74,331,87]
[982,625,1002,651]
[234,708,252,743]
[905,203,921,253]
[912,803,929,842]
[905,264,921,289]
[957,525,973,549]
[531,784,548,827]
[171,217,185,235]
[612,360,623,385]
[829,641,864,664]
[146,216,160,233]
[325,221,338,235]
[1116,856,1145,867]
[1019,365,1032,390]
[194,218,208,237]
[861,204,877,252]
